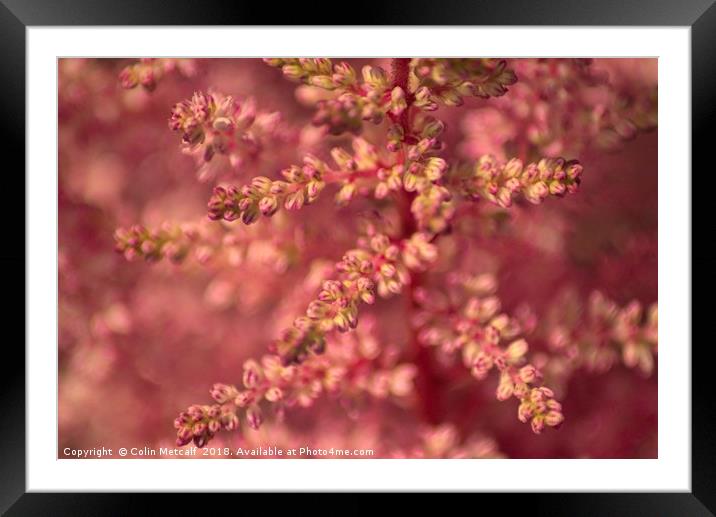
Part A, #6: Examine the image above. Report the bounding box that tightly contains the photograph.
[58,57,658,460]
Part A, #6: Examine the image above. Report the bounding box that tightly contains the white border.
[28,27,690,491]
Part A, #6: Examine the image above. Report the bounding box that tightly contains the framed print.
[3,0,711,513]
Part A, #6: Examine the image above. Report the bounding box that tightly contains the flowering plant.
[59,57,657,458]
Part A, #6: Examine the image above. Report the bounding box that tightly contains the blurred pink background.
[58,58,657,458]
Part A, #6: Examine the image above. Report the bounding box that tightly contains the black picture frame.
[2,0,709,513]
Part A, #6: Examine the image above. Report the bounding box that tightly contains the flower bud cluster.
[118,58,196,91]
[351,227,438,298]
[267,59,523,234]
[410,184,455,234]
[546,291,658,377]
[401,133,456,233]
[207,138,394,222]
[328,138,386,206]
[454,155,583,208]
[207,159,326,224]
[265,58,408,136]
[114,219,279,269]
[113,223,192,263]
[273,228,437,366]
[169,91,282,181]
[271,266,376,366]
[460,59,657,159]
[326,130,452,218]
[411,58,517,108]
[264,58,336,86]
[613,298,658,375]
[176,319,417,448]
[174,400,240,448]
[517,386,565,433]
[365,100,456,232]
[373,165,404,200]
[413,273,563,433]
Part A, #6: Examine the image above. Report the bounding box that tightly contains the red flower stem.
[322,167,383,183]
[390,58,414,134]
[400,190,441,425]
[391,57,442,425]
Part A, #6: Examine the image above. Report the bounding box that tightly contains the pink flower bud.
[539,386,555,398]
[547,399,562,411]
[119,67,139,89]
[210,383,237,404]
[308,75,337,90]
[506,339,529,361]
[284,191,305,211]
[234,391,254,407]
[187,405,205,420]
[222,412,239,431]
[504,158,523,178]
[496,380,514,401]
[174,415,188,429]
[496,188,513,208]
[530,415,545,434]
[243,360,262,389]
[246,405,263,430]
[361,291,376,305]
[361,65,387,89]
[176,427,193,446]
[513,382,529,398]
[258,196,279,216]
[549,180,567,196]
[545,410,564,427]
[519,364,539,384]
[192,421,207,437]
[207,405,221,419]
[422,118,445,138]
[518,402,534,423]
[333,312,350,332]
[390,87,407,116]
[265,387,283,402]
[423,157,447,181]
[380,263,397,278]
[566,161,583,180]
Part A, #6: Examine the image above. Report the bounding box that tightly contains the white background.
[28,27,690,491]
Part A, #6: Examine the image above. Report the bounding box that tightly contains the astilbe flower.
[206,154,330,224]
[459,58,657,160]
[119,57,571,448]
[413,272,564,433]
[103,57,656,454]
[270,221,437,366]
[169,91,286,182]
[411,58,518,107]
[265,58,406,136]
[263,59,525,233]
[530,290,658,395]
[450,154,583,208]
[114,222,194,263]
[265,58,515,138]
[175,316,417,447]
[113,218,295,270]
[119,58,197,91]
